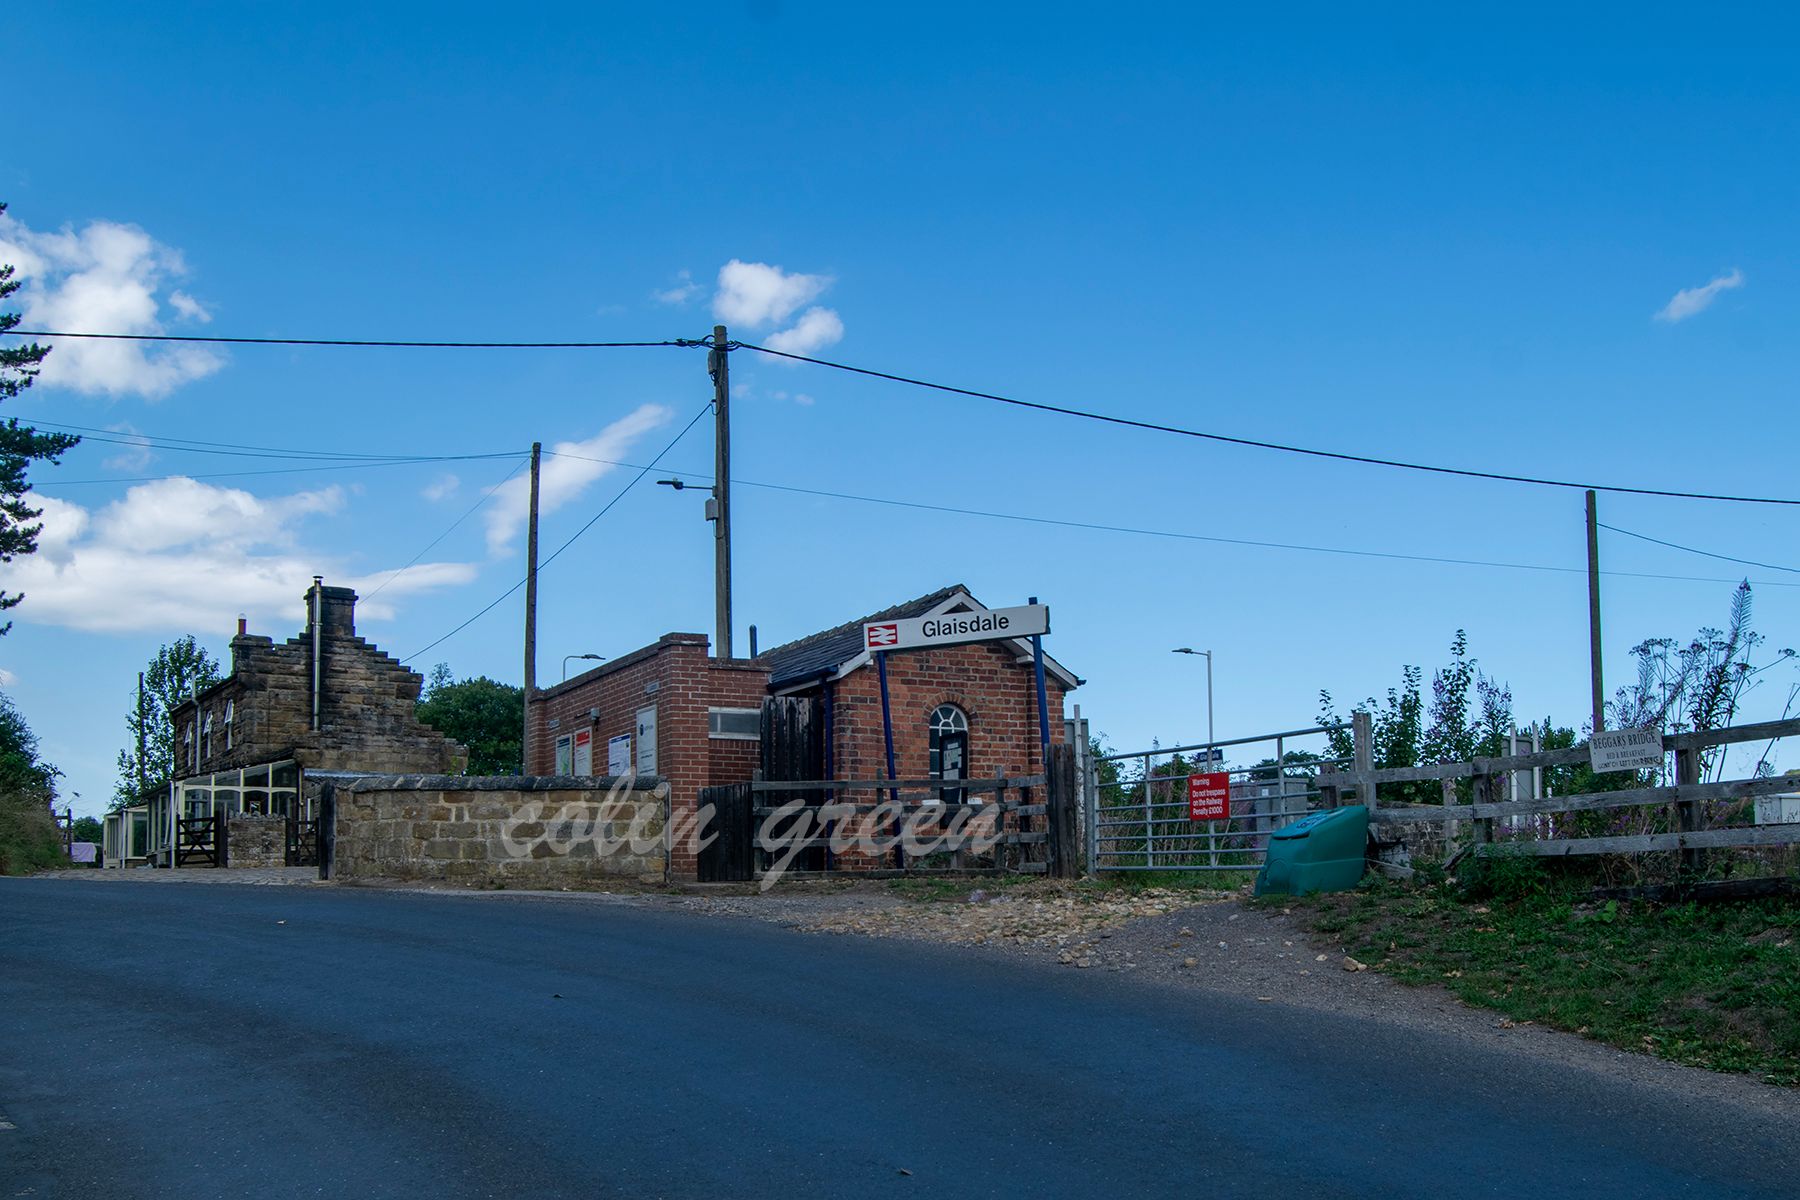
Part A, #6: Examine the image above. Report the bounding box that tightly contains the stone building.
[528,585,1079,880]
[119,580,466,867]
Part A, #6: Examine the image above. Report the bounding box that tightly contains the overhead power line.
[400,404,712,663]
[30,419,512,462]
[45,456,523,486]
[2,329,708,350]
[543,450,1800,590]
[15,326,1796,505]
[1599,522,1800,576]
[364,457,530,601]
[734,342,1800,507]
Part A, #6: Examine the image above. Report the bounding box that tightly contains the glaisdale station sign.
[863,604,1051,653]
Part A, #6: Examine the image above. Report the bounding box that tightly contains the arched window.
[928,704,970,805]
[202,710,214,761]
[224,700,235,751]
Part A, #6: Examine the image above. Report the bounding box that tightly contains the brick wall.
[326,775,667,884]
[815,639,1067,782]
[527,628,1071,881]
[528,636,772,881]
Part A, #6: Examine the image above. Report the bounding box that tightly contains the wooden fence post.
[1318,770,1341,810]
[1470,770,1495,851]
[1047,742,1080,879]
[1352,711,1376,811]
[1675,746,1703,878]
[317,784,336,881]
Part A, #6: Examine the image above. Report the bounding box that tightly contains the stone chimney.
[305,581,358,637]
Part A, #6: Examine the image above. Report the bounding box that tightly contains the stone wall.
[226,813,287,868]
[323,775,668,885]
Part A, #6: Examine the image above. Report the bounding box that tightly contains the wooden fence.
[1319,717,1800,869]
[698,743,1082,883]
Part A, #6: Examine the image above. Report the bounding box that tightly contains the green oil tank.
[1253,806,1369,897]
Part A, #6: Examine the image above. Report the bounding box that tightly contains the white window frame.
[929,704,972,806]
[224,700,234,750]
[708,707,761,741]
[202,710,214,760]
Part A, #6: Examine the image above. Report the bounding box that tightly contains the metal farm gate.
[1087,726,1349,874]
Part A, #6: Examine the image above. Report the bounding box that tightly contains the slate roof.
[760,585,967,688]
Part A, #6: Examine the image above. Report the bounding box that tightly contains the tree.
[113,636,224,806]
[70,815,102,843]
[0,203,80,635]
[1609,582,1795,782]
[1319,631,1513,805]
[417,665,522,774]
[0,691,65,873]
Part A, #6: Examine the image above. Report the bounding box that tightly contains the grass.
[1276,867,1800,1086]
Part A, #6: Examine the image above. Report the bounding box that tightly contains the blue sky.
[5,3,1799,818]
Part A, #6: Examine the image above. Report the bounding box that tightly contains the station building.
[527,585,1080,880]
[104,581,465,867]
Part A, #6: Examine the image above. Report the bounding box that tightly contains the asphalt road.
[3,879,1796,1199]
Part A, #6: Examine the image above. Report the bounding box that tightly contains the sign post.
[1029,595,1051,773]
[876,648,900,867]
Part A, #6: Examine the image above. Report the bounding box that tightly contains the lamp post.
[1171,648,1214,768]
[562,653,605,682]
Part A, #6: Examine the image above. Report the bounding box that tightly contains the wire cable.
[1599,522,1800,576]
[2,330,710,350]
[543,449,1800,589]
[734,342,1800,507]
[45,456,522,486]
[364,457,531,601]
[29,419,510,462]
[400,404,713,663]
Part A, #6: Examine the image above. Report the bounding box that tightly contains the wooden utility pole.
[1586,489,1605,735]
[710,325,733,659]
[523,441,542,769]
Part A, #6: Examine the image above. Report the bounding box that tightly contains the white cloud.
[1655,268,1744,323]
[763,306,844,356]
[707,259,846,361]
[7,479,477,634]
[0,210,224,397]
[168,290,212,323]
[484,404,671,555]
[0,668,16,687]
[422,473,461,502]
[652,269,701,306]
[713,260,832,327]
[100,423,154,473]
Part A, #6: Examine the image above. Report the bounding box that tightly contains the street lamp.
[562,653,605,681]
[1171,648,1215,768]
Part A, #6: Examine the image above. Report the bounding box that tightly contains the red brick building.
[527,586,1080,880]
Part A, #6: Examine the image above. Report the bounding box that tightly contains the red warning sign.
[1188,772,1230,821]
